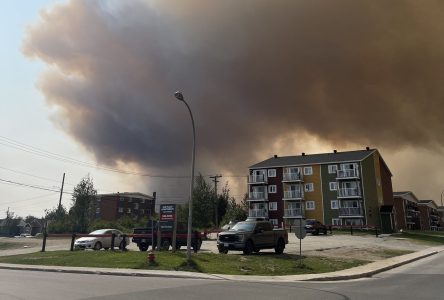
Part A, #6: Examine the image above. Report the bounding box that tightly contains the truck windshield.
[229,222,255,232]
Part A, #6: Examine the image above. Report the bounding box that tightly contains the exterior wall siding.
[303,165,324,222]
[321,164,339,226]
[361,154,380,227]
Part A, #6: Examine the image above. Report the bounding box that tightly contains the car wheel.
[313,229,319,236]
[93,242,102,251]
[175,245,181,250]
[104,247,109,250]
[243,240,254,255]
[323,228,328,235]
[275,238,285,254]
[161,240,170,251]
[139,244,148,251]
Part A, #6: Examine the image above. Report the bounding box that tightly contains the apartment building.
[94,192,156,221]
[393,191,421,230]
[247,148,394,232]
[418,200,441,231]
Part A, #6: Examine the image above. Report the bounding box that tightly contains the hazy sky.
[2,0,444,218]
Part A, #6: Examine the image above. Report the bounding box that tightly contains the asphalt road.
[1,251,443,300]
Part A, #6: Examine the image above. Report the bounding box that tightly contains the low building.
[418,200,441,231]
[94,192,156,221]
[393,191,421,231]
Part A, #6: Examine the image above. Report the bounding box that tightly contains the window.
[328,165,338,174]
[329,182,338,191]
[304,183,314,192]
[95,207,100,214]
[270,219,278,226]
[331,200,339,209]
[118,207,123,213]
[306,201,315,210]
[332,218,341,226]
[269,202,278,211]
[127,208,132,213]
[134,203,139,209]
[268,169,276,177]
[128,198,133,203]
[303,166,313,175]
[119,197,124,202]
[268,185,277,193]
[140,209,144,215]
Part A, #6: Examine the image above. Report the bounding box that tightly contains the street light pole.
[174,91,195,262]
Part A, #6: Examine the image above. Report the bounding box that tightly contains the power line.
[0,177,71,194]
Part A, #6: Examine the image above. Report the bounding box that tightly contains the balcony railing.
[282,172,303,182]
[338,187,361,198]
[248,174,267,184]
[284,208,304,218]
[247,191,268,201]
[337,169,359,179]
[339,207,364,216]
[249,209,268,218]
[283,190,304,200]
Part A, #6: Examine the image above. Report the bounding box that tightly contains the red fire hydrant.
[148,251,155,264]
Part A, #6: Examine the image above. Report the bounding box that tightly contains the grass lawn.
[399,232,444,245]
[0,250,369,276]
[0,242,21,250]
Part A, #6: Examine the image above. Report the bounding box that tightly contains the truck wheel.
[275,239,285,254]
[139,244,148,251]
[161,240,170,250]
[175,245,181,250]
[243,240,254,255]
[218,248,228,254]
[253,247,260,253]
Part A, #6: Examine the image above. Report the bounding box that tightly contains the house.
[94,192,156,221]
[247,148,395,232]
[393,191,421,231]
[418,200,441,231]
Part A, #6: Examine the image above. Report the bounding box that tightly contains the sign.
[294,219,306,240]
[160,204,176,221]
[159,221,174,232]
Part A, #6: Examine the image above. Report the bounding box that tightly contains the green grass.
[0,250,369,276]
[376,248,413,258]
[0,242,21,250]
[400,231,444,245]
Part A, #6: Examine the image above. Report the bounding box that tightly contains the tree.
[45,205,70,233]
[191,174,214,228]
[221,193,248,225]
[69,175,97,233]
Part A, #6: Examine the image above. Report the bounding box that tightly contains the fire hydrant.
[148,251,155,264]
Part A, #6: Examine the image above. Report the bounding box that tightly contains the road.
[0,251,443,299]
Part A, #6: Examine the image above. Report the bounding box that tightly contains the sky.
[1,0,444,219]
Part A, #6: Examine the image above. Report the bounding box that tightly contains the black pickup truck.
[132,221,202,252]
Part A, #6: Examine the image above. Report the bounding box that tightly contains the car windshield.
[229,222,255,232]
[305,220,316,225]
[89,229,108,235]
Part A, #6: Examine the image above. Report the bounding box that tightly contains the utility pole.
[209,175,222,228]
[58,173,65,212]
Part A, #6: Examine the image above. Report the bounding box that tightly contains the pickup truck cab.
[217,220,288,255]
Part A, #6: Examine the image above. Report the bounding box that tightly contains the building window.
[270,219,278,226]
[303,166,313,175]
[128,198,133,203]
[304,183,314,192]
[269,202,278,211]
[118,207,123,213]
[306,201,315,210]
[127,208,131,213]
[95,207,100,214]
[331,200,339,209]
[141,199,145,204]
[97,198,101,202]
[332,218,341,226]
[329,182,338,191]
[328,165,338,174]
[134,203,139,209]
[140,209,144,215]
[268,169,276,177]
[119,197,124,202]
[268,185,277,194]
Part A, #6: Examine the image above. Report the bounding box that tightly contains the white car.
[74,229,130,250]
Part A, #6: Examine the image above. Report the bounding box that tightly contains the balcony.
[248,174,267,184]
[339,207,364,217]
[338,187,361,198]
[249,209,268,218]
[337,169,360,179]
[247,191,268,201]
[284,208,304,218]
[283,190,304,200]
[282,172,303,182]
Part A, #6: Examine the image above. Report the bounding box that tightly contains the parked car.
[74,229,129,250]
[305,219,328,235]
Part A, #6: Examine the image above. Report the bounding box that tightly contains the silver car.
[74,229,130,250]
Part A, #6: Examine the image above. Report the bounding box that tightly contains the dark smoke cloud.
[22,0,444,196]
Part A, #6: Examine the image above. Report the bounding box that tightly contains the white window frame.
[332,218,341,226]
[118,207,123,213]
[134,203,139,209]
[268,169,276,177]
[303,166,313,175]
[268,185,277,194]
[269,219,278,226]
[331,200,339,209]
[329,182,338,191]
[127,208,132,213]
[304,183,314,192]
[328,164,338,174]
[306,201,315,210]
[269,202,278,211]
[95,207,100,214]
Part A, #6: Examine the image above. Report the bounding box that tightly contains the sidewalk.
[1,245,443,282]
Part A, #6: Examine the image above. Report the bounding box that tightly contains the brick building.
[393,191,421,231]
[94,192,156,221]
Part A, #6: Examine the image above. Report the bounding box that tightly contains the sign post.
[294,218,306,267]
[159,204,176,250]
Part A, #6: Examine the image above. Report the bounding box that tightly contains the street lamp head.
[174,91,184,101]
